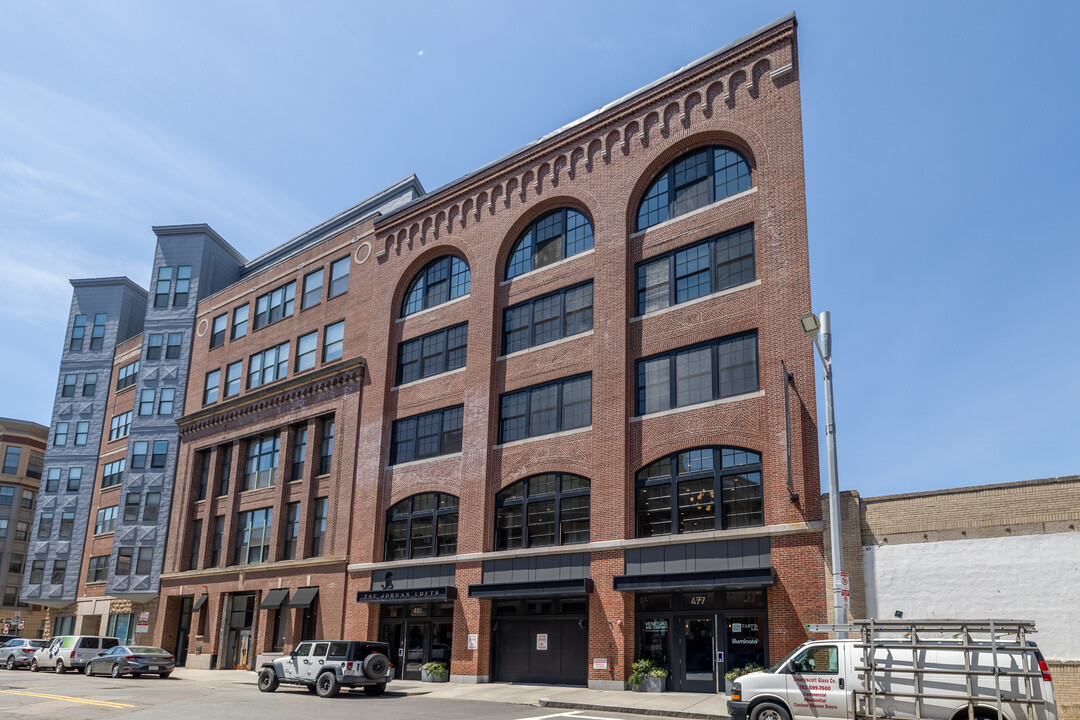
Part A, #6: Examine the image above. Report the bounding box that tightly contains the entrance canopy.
[613,567,772,592]
[468,578,592,598]
[356,586,457,603]
[288,586,319,608]
[260,588,290,609]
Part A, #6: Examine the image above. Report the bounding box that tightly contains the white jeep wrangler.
[258,640,392,698]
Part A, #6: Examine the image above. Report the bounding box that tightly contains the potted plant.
[627,659,669,692]
[724,663,764,693]
[420,660,449,682]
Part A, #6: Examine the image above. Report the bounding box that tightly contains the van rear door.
[784,643,849,720]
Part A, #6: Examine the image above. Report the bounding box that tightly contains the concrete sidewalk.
[172,668,732,719]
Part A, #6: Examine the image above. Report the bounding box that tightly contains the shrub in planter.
[421,661,449,682]
[627,659,669,692]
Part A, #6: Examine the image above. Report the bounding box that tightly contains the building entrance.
[174,596,193,667]
[224,593,256,670]
[491,597,587,686]
[378,602,453,680]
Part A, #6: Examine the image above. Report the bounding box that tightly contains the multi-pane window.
[311,497,328,557]
[83,373,97,396]
[232,304,249,339]
[29,559,44,584]
[296,331,318,372]
[59,511,75,538]
[151,440,168,468]
[154,267,172,308]
[401,255,471,317]
[67,467,82,491]
[218,445,233,496]
[146,333,163,360]
[144,491,161,521]
[26,452,42,479]
[46,468,61,492]
[95,506,118,534]
[636,226,755,315]
[636,331,759,415]
[204,369,221,404]
[302,268,324,309]
[196,450,211,501]
[210,314,227,348]
[0,519,6,538]
[174,266,192,306]
[503,282,593,354]
[248,342,290,389]
[158,388,175,415]
[166,333,182,359]
[116,360,139,390]
[8,553,23,574]
[74,421,89,445]
[15,521,28,540]
[116,547,133,575]
[291,426,307,481]
[244,434,279,490]
[323,320,344,362]
[136,547,154,574]
[20,489,33,509]
[254,282,296,329]
[234,507,273,565]
[89,313,107,350]
[635,447,763,537]
[390,406,463,465]
[385,493,459,560]
[124,492,141,522]
[54,422,68,446]
[318,418,334,475]
[70,314,87,351]
[50,559,67,585]
[62,373,77,397]
[0,487,12,505]
[139,389,155,415]
[498,374,592,444]
[636,146,752,231]
[397,323,467,385]
[506,208,594,279]
[189,519,202,570]
[131,441,149,469]
[2,447,19,474]
[38,512,53,538]
[211,515,225,566]
[495,473,590,550]
[328,256,350,298]
[102,459,125,488]
[87,556,109,583]
[224,361,243,397]
[283,502,300,560]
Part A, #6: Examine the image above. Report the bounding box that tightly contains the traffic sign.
[840,571,849,589]
[18,620,25,630]
[841,588,851,609]
[2,624,8,634]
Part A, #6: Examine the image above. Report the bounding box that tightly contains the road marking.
[0,689,136,708]
[516,712,585,720]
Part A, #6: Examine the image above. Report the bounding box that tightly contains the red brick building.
[157,13,825,690]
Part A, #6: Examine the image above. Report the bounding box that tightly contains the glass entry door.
[677,616,717,693]
[404,622,426,679]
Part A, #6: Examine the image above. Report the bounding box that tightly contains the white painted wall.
[863,533,1080,661]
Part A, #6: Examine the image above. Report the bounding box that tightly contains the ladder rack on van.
[806,620,1047,720]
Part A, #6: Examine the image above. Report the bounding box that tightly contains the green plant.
[724,663,764,681]
[628,658,670,683]
[421,661,448,678]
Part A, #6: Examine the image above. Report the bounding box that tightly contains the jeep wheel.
[257,669,279,692]
[361,652,389,680]
[364,682,387,696]
[316,671,340,698]
[55,660,66,674]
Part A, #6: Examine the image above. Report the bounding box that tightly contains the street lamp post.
[799,310,846,635]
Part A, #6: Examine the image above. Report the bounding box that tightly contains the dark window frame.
[505,207,594,280]
[173,266,192,307]
[635,331,760,415]
[636,145,752,231]
[318,417,334,476]
[253,282,296,330]
[384,492,459,561]
[322,320,344,362]
[328,256,350,298]
[154,267,172,308]
[146,333,163,360]
[83,373,97,396]
[70,314,86,351]
[498,373,592,444]
[116,360,139,390]
[89,313,107,350]
[302,268,324,309]
[390,405,463,465]
[502,281,593,355]
[210,314,227,348]
[396,322,468,385]
[310,496,328,557]
[232,304,249,340]
[204,369,221,405]
[494,472,590,550]
[401,255,471,317]
[233,507,273,565]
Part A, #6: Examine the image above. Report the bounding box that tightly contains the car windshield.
[768,643,807,673]
[129,647,167,654]
[28,640,46,647]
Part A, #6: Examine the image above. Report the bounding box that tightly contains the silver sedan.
[83,645,176,678]
[0,639,46,670]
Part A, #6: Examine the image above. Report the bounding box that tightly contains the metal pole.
[818,311,846,636]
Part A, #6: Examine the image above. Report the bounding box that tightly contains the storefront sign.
[593,658,608,670]
[536,634,548,651]
[410,606,426,617]
[356,587,455,603]
[644,619,669,632]
[467,633,478,650]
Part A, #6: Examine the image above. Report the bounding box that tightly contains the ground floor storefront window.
[378,601,454,680]
[636,589,767,693]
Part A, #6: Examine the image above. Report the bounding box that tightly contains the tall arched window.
[506,208,593,279]
[495,473,589,549]
[385,492,459,560]
[635,447,762,537]
[402,255,471,317]
[636,146,751,231]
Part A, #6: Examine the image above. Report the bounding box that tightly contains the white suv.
[258,640,392,698]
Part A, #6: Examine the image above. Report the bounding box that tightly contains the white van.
[31,636,121,673]
[729,620,1056,720]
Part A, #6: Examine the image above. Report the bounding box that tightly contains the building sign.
[593,658,608,670]
[536,634,548,651]
[644,619,669,632]
[467,634,478,650]
[356,587,456,603]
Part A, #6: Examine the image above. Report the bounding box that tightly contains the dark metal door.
[675,615,717,693]
[174,596,193,667]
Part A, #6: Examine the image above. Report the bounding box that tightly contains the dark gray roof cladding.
[241,175,425,276]
[69,276,148,296]
[152,223,248,266]
[375,13,796,228]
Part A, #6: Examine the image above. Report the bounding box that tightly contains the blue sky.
[1,1,1077,498]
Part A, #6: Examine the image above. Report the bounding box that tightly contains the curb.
[539,699,731,720]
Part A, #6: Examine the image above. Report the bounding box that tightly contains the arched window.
[402,255,471,317]
[495,473,589,549]
[385,492,459,560]
[636,146,751,231]
[506,208,594,280]
[635,447,762,537]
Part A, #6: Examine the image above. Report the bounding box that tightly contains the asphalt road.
[0,668,670,720]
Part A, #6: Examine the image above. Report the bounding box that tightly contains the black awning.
[260,588,290,609]
[468,578,592,599]
[356,586,457,604]
[192,593,209,611]
[288,586,319,608]
[613,567,773,593]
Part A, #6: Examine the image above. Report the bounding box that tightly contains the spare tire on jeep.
[361,652,389,680]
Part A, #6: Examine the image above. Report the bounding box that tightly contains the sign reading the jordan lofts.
[356,587,456,603]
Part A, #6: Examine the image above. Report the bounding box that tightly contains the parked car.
[0,639,47,670]
[258,640,392,698]
[83,645,175,678]
[31,636,120,673]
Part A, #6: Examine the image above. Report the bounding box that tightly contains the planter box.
[421,668,448,682]
[642,676,666,693]
[627,682,642,692]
